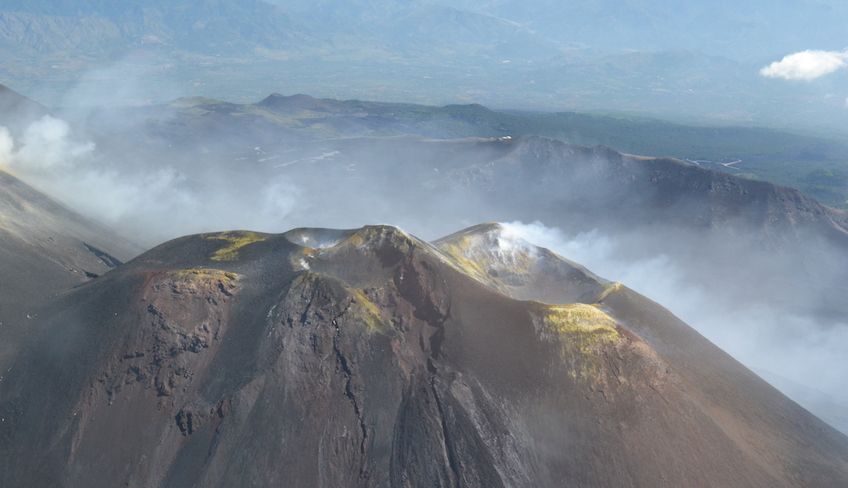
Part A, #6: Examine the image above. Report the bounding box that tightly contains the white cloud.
[760,49,848,81]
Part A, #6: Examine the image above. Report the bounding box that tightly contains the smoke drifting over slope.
[499,221,848,431]
[0,115,303,240]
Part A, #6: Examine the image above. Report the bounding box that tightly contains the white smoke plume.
[0,116,94,171]
[15,116,95,169]
[0,114,301,243]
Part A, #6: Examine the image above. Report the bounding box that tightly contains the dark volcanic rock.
[0,169,140,367]
[0,224,846,487]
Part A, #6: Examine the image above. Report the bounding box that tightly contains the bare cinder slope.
[1,224,845,487]
[0,169,139,365]
[0,86,136,322]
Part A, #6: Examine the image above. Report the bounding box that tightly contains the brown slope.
[0,225,846,488]
[0,169,140,366]
[438,223,848,484]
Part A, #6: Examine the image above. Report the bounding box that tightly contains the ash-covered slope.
[1,224,846,488]
[0,83,48,131]
[0,169,139,365]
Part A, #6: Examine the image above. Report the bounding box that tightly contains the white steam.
[0,116,94,171]
[0,115,301,243]
[15,116,95,169]
[489,224,538,260]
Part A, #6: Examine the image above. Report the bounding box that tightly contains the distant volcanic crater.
[1,224,847,487]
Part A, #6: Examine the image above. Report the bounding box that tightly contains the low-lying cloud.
[760,49,848,81]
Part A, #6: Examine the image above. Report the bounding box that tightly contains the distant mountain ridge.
[157,92,848,208]
[494,136,848,238]
[10,0,845,61]
[0,0,307,55]
[0,0,550,59]
[3,0,848,130]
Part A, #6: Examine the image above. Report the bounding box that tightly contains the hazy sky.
[1,0,847,131]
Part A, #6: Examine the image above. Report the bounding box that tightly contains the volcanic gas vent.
[283,227,356,249]
[434,222,609,304]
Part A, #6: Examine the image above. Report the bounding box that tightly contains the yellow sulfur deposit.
[537,303,621,381]
[339,226,413,252]
[347,287,385,332]
[594,282,623,303]
[172,268,239,282]
[543,304,619,346]
[166,269,241,296]
[438,235,490,282]
[206,232,267,261]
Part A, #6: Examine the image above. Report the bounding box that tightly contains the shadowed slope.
[0,169,139,366]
